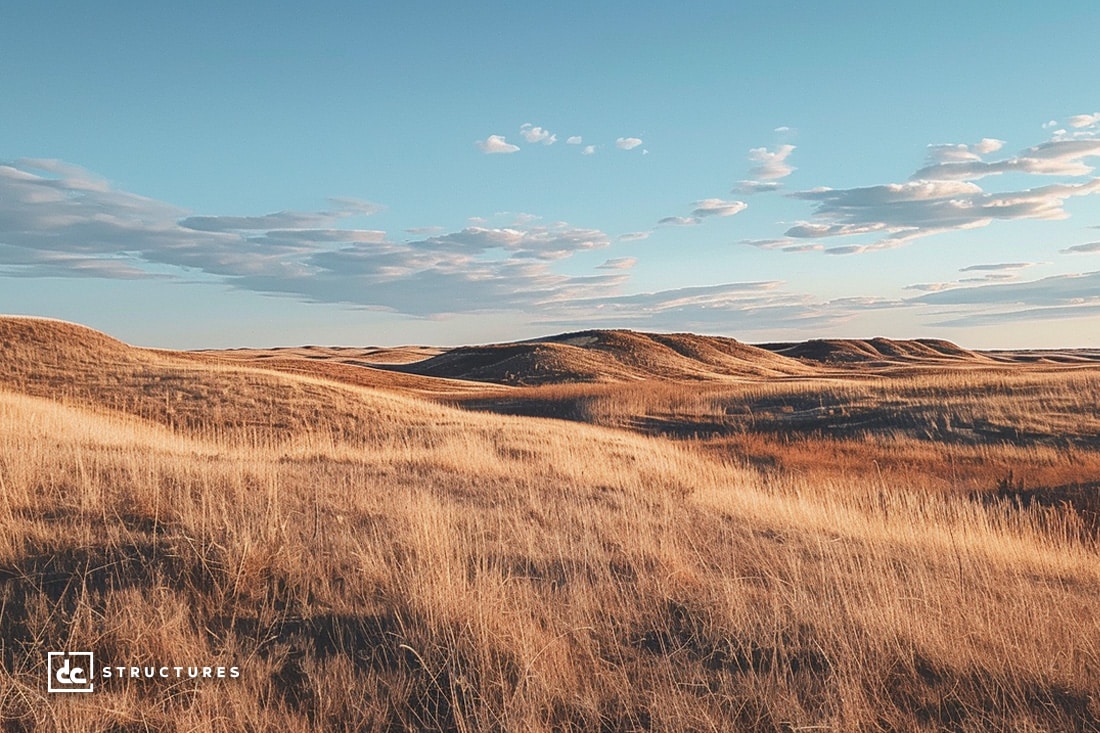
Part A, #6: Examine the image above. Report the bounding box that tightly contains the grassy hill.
[380,329,814,385]
[2,317,1099,731]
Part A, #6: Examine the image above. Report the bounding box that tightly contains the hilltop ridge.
[381,329,814,385]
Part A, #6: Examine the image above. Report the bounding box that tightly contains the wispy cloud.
[0,159,650,320]
[476,134,520,154]
[542,281,840,332]
[740,238,824,253]
[1061,241,1100,254]
[958,262,1037,272]
[597,257,637,270]
[691,198,748,218]
[918,271,1100,307]
[405,225,445,235]
[905,262,1036,293]
[924,138,1005,164]
[581,145,596,155]
[734,180,782,194]
[657,216,701,227]
[914,270,1100,328]
[659,199,746,229]
[566,136,582,145]
[616,137,643,150]
[911,139,1100,180]
[785,177,1100,253]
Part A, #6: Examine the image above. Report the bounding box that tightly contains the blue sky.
[3,1,1100,348]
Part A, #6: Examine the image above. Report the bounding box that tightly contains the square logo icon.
[48,652,95,693]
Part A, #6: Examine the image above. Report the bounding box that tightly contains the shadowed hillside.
[758,337,992,365]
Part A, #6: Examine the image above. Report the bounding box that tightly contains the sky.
[3,1,1100,349]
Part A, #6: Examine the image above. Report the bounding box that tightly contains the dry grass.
[449,369,1100,499]
[2,317,1100,731]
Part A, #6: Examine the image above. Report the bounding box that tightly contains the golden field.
[1,317,1099,732]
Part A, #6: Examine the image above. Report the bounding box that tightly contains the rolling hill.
[380,329,815,385]
[757,337,993,365]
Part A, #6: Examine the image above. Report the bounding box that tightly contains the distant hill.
[757,337,991,365]
[380,329,814,385]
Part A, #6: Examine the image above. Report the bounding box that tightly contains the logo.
[48,652,95,693]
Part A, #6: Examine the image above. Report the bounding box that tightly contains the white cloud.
[925,144,979,164]
[476,135,520,154]
[786,177,1100,252]
[616,137,643,150]
[747,144,796,181]
[520,123,557,145]
[911,139,1100,180]
[566,136,582,145]
[691,198,748,218]
[926,138,1006,164]
[973,138,1006,154]
[618,231,651,241]
[1068,113,1100,129]
[581,145,596,155]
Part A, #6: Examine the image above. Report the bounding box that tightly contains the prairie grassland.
[2,320,1100,731]
[450,368,1100,498]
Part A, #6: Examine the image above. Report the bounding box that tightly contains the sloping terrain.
[0,316,469,439]
[983,347,1100,364]
[758,337,994,365]
[382,329,814,385]
[182,350,500,396]
[196,344,445,364]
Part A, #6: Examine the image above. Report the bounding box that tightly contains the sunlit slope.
[0,316,477,439]
[384,329,815,385]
